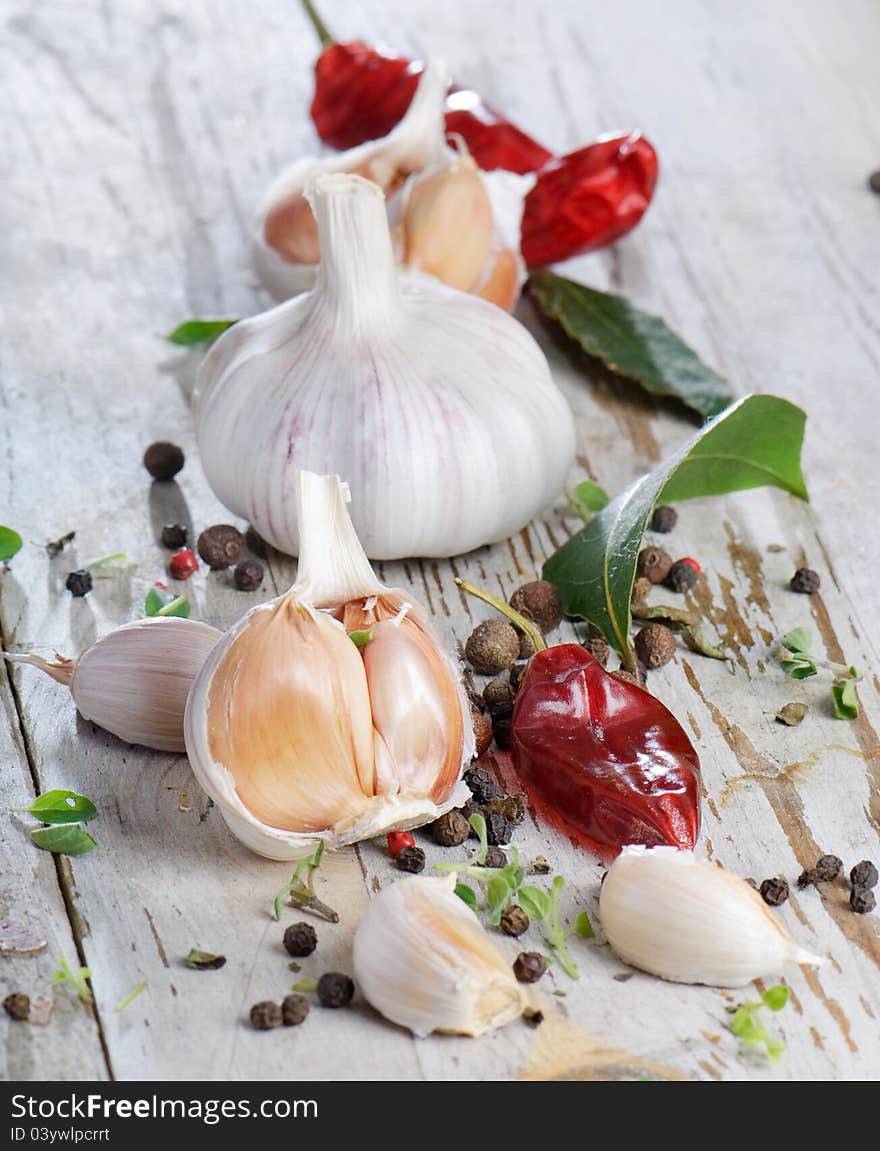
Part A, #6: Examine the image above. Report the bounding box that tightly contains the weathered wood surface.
[1,0,879,1081]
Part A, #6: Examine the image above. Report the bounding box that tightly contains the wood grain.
[1,0,878,1081]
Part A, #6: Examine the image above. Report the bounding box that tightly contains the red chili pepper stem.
[454,578,547,654]
[300,0,334,48]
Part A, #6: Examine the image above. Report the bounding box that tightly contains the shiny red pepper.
[511,645,701,857]
[301,3,658,263]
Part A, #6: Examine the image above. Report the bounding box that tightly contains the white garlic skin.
[197,174,575,560]
[353,875,526,1037]
[599,846,825,988]
[5,618,221,753]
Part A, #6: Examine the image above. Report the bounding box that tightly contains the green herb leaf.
[730,1007,762,1043]
[569,480,609,521]
[468,811,488,866]
[544,396,808,655]
[831,678,859,720]
[166,318,238,346]
[85,553,133,578]
[487,875,512,915]
[0,527,24,563]
[530,272,734,421]
[183,948,226,970]
[782,627,812,655]
[681,625,727,661]
[115,980,147,1012]
[15,789,97,825]
[348,628,374,648]
[143,588,191,618]
[51,955,93,1003]
[144,588,165,616]
[761,985,790,1012]
[574,911,595,939]
[780,657,818,680]
[31,825,96,856]
[454,883,478,909]
[518,885,551,921]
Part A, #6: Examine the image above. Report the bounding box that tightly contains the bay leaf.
[543,395,807,655]
[530,272,733,420]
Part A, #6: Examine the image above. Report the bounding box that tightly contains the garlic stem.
[4,651,74,688]
[293,471,383,606]
[454,578,547,654]
[308,174,400,334]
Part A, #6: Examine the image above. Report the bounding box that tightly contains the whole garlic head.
[184,470,473,860]
[197,173,575,560]
[599,845,824,988]
[353,875,526,1037]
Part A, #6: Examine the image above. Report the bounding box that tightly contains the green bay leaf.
[544,395,807,654]
[530,272,733,421]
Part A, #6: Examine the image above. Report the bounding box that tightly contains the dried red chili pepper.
[511,644,700,857]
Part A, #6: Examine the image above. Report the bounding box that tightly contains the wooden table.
[2,0,878,1082]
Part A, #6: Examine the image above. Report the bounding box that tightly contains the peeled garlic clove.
[184,471,473,860]
[599,845,825,988]
[353,875,526,1037]
[5,618,221,752]
[255,63,447,300]
[197,173,575,560]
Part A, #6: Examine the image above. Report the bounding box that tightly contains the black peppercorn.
[500,904,529,937]
[396,845,426,873]
[814,854,843,882]
[234,559,264,591]
[65,569,92,597]
[790,567,820,594]
[463,765,500,805]
[484,811,512,846]
[850,887,876,914]
[144,441,184,481]
[850,860,878,889]
[197,524,245,570]
[3,992,30,1021]
[160,523,187,549]
[431,810,471,847]
[317,972,354,1008]
[759,877,790,907]
[509,662,528,692]
[480,846,507,869]
[523,1007,544,1028]
[492,714,512,751]
[250,1000,282,1030]
[483,793,527,826]
[283,921,317,958]
[509,580,563,634]
[650,505,678,533]
[513,952,547,983]
[483,678,515,715]
[281,993,309,1026]
[465,619,521,675]
[666,560,699,593]
[636,547,673,585]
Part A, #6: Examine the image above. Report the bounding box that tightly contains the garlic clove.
[5,618,221,753]
[476,248,520,312]
[184,470,473,861]
[353,875,526,1037]
[599,845,825,988]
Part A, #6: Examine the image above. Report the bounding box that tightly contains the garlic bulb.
[353,875,526,1037]
[184,470,473,860]
[255,64,446,300]
[599,846,824,988]
[5,618,221,752]
[197,173,575,560]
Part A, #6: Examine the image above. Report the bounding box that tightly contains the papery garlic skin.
[353,875,526,1037]
[255,64,447,301]
[197,174,575,560]
[599,846,824,988]
[5,618,221,753]
[184,471,473,860]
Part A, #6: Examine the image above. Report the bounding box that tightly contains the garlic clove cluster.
[184,470,473,860]
[5,618,221,753]
[255,63,447,300]
[198,173,575,560]
[353,875,527,1037]
[599,846,825,988]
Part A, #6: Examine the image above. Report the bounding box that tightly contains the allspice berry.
[513,952,547,983]
[481,846,507,869]
[3,992,30,1021]
[650,505,678,533]
[471,706,494,757]
[144,441,184,481]
[636,547,673,584]
[465,619,520,675]
[197,524,244,570]
[317,972,354,1008]
[666,559,699,593]
[500,904,530,937]
[631,577,653,603]
[483,678,515,715]
[431,810,471,847]
[250,1000,282,1030]
[790,567,820,594]
[283,921,317,958]
[281,993,309,1026]
[509,580,563,633]
[585,623,610,667]
[634,623,676,670]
